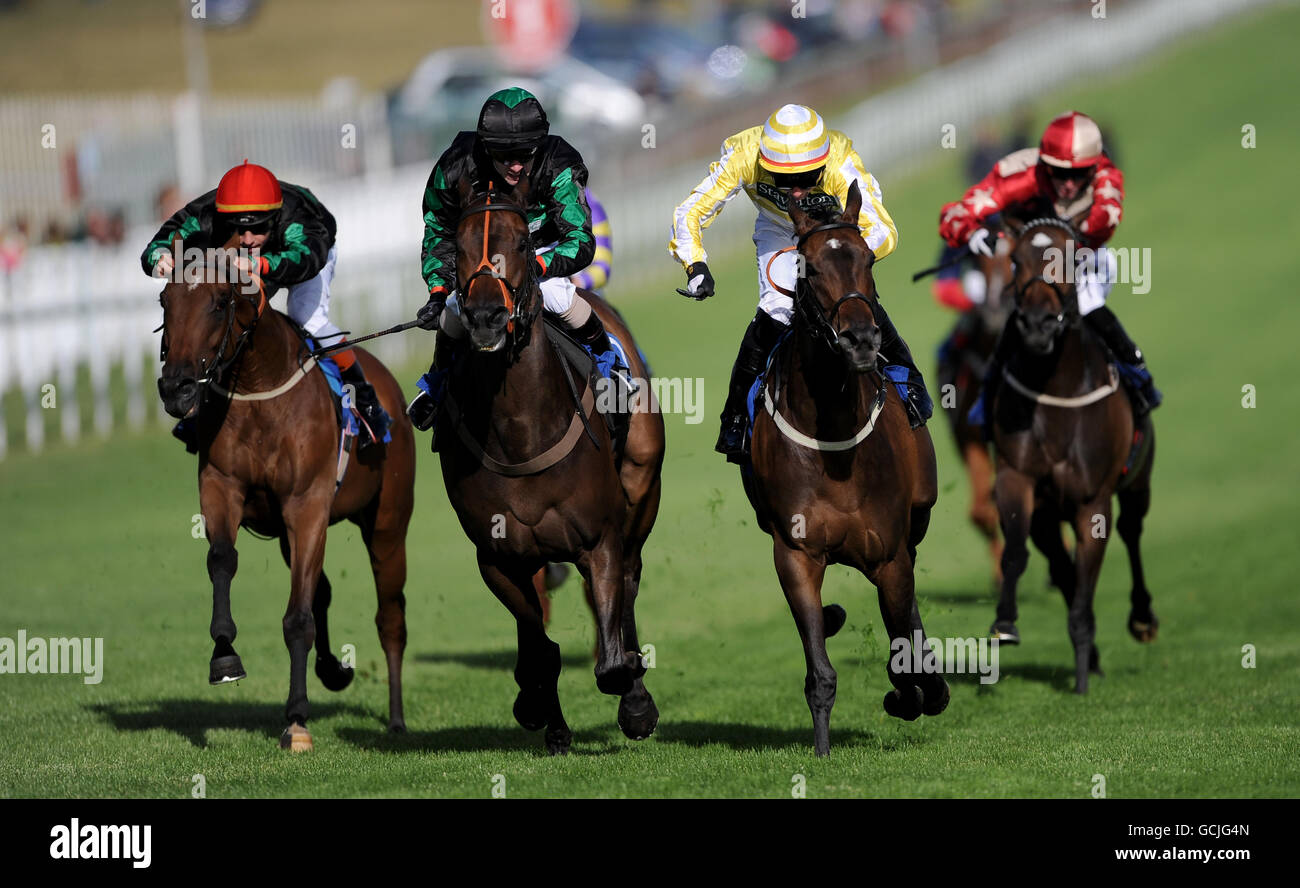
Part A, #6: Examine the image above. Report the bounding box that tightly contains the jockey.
[570,187,612,293]
[940,111,1162,427]
[670,103,930,462]
[141,161,391,448]
[407,88,619,443]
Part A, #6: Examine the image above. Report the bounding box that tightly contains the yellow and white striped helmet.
[758,104,831,174]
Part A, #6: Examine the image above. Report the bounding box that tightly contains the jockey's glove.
[417,287,449,331]
[676,261,715,300]
[967,228,995,258]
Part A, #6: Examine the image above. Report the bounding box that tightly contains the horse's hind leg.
[1119,455,1157,642]
[359,497,411,733]
[1030,504,1076,603]
[963,441,1003,584]
[479,558,572,755]
[278,536,354,694]
[616,544,659,741]
[200,473,246,684]
[773,540,836,756]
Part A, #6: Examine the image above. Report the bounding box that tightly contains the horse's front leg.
[279,493,331,750]
[200,471,247,684]
[579,531,640,697]
[1070,498,1111,694]
[773,539,835,756]
[992,465,1035,644]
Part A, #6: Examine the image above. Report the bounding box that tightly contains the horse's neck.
[460,320,575,459]
[783,326,880,434]
[228,311,301,394]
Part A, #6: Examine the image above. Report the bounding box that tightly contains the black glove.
[676,261,714,300]
[416,288,448,331]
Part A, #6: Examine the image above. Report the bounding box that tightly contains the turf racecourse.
[1,6,1297,798]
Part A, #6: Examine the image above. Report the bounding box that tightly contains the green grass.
[2,4,1298,797]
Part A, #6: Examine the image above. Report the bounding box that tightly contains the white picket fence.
[0,0,1279,458]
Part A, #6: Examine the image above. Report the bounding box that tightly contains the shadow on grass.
[88,699,371,748]
[415,649,591,670]
[337,724,622,757]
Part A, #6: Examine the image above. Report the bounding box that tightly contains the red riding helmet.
[215,160,283,227]
[1038,111,1105,169]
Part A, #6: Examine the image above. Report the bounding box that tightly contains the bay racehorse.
[935,234,1014,584]
[437,186,662,755]
[744,183,947,756]
[156,238,415,750]
[989,217,1157,693]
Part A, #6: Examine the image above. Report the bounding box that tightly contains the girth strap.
[444,382,598,476]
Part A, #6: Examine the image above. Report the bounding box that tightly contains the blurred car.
[387,47,648,166]
[569,17,763,104]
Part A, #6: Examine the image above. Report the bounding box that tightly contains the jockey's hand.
[153,252,174,278]
[416,288,448,331]
[676,261,714,300]
[968,228,995,258]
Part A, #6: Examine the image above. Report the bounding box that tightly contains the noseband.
[458,193,538,348]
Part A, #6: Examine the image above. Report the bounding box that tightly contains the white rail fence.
[0,0,1278,458]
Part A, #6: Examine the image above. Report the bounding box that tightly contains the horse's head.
[454,181,537,353]
[787,181,881,373]
[156,235,265,418]
[1007,217,1078,355]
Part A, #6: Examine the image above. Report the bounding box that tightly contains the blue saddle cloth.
[304,335,391,445]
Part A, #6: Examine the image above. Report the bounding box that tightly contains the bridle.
[790,220,876,353]
[457,191,539,355]
[159,272,268,393]
[1009,217,1084,342]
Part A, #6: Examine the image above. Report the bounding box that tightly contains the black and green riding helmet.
[477,87,550,156]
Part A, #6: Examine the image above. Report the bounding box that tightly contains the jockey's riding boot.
[1083,306,1162,416]
[172,418,199,454]
[340,361,391,448]
[408,330,458,450]
[717,310,785,463]
[967,313,1021,437]
[872,298,932,429]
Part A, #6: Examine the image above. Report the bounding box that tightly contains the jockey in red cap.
[142,160,390,449]
[939,111,1161,429]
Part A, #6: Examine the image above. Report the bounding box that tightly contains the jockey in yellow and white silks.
[669,104,930,461]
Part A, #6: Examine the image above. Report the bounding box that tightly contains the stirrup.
[715,411,747,463]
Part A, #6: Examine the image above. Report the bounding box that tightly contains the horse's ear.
[222,232,239,250]
[1067,206,1090,232]
[512,171,532,207]
[842,180,862,224]
[788,188,812,235]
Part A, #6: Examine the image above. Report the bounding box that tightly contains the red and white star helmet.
[1038,111,1105,169]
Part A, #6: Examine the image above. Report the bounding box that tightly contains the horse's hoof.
[883,686,924,721]
[209,654,246,685]
[617,688,659,741]
[990,621,1020,645]
[1128,613,1159,643]
[823,604,847,638]
[388,720,407,734]
[543,562,570,591]
[545,727,573,756]
[280,723,313,752]
[513,689,548,732]
[315,654,355,692]
[1089,645,1104,676]
[922,679,951,716]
